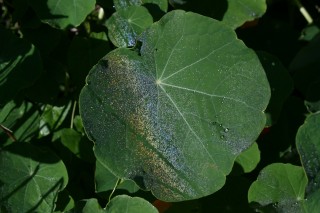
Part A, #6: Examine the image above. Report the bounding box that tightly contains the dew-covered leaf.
[248,163,308,212]
[0,143,68,213]
[29,0,95,29]
[113,0,168,12]
[169,0,266,29]
[80,10,270,201]
[296,113,320,195]
[95,160,139,194]
[235,142,260,173]
[106,5,153,47]
[0,27,42,107]
[106,195,158,213]
[223,0,267,29]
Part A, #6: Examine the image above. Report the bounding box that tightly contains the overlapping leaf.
[29,0,95,29]
[0,143,68,212]
[248,163,308,212]
[106,5,153,47]
[80,10,270,201]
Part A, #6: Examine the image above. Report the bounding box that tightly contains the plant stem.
[294,0,313,24]
[107,178,121,204]
[70,100,77,129]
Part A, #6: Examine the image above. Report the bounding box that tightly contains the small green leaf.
[80,10,270,201]
[29,0,96,29]
[95,160,139,194]
[0,27,42,107]
[82,198,106,213]
[248,163,308,211]
[235,142,260,173]
[40,103,71,137]
[53,128,95,162]
[107,195,158,213]
[106,5,153,47]
[296,113,320,195]
[0,100,41,146]
[0,143,68,213]
[223,0,267,29]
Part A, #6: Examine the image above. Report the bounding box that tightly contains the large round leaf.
[79,10,270,201]
[0,143,68,212]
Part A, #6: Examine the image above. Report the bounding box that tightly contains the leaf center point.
[156,79,162,85]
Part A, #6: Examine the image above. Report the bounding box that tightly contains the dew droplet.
[224,128,229,133]
[220,135,225,139]
[211,121,218,125]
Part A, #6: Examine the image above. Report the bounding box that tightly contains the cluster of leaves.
[1,0,320,212]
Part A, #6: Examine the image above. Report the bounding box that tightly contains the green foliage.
[80,10,270,201]
[1,0,320,212]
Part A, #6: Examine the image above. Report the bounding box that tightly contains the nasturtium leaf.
[73,198,106,213]
[95,160,139,194]
[53,128,95,162]
[248,163,308,212]
[169,0,266,29]
[296,113,320,195]
[40,103,71,137]
[0,100,41,146]
[113,0,167,12]
[142,0,168,12]
[29,0,95,29]
[0,143,68,213]
[0,27,42,107]
[106,5,153,47]
[113,0,141,10]
[257,51,293,126]
[80,10,270,201]
[107,195,158,213]
[223,0,267,29]
[235,142,260,173]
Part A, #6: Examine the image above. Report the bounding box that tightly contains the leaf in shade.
[29,0,96,29]
[0,27,42,107]
[0,143,68,213]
